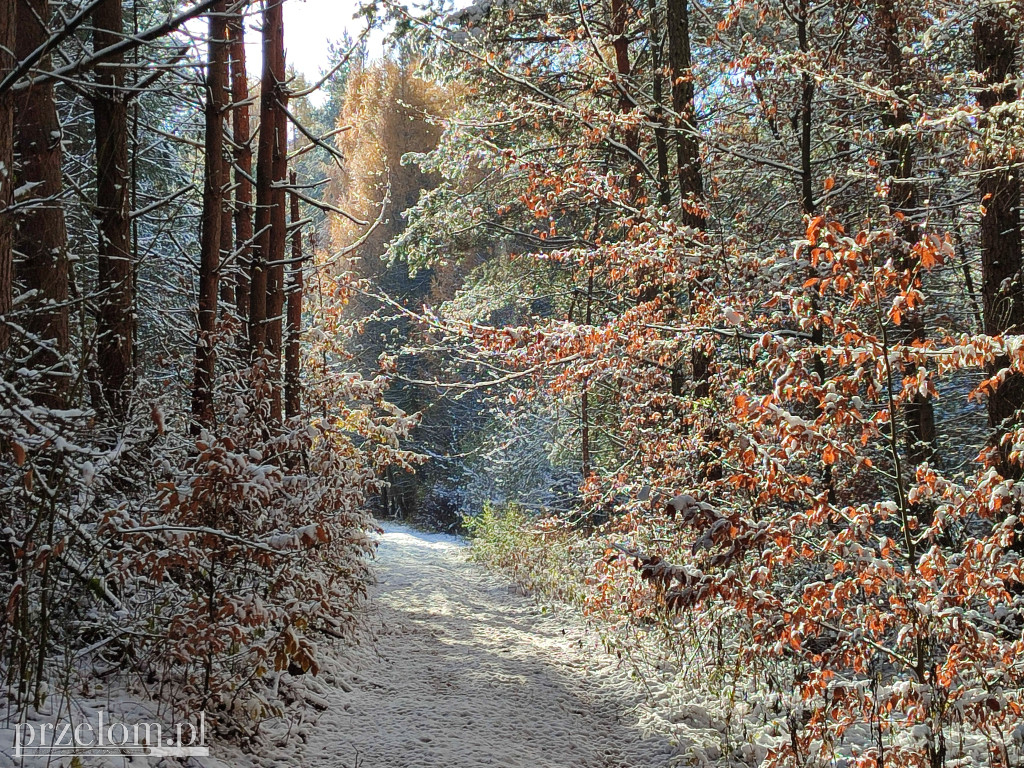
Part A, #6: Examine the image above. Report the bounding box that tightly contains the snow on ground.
[0,522,685,768]
[284,521,680,768]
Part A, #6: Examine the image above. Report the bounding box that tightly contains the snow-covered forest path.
[303,523,678,768]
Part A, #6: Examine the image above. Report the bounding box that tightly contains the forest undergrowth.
[465,505,776,765]
[0,0,420,746]
[466,500,1024,767]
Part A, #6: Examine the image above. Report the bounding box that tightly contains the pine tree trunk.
[249,4,274,354]
[266,74,289,423]
[285,173,303,420]
[666,0,710,396]
[878,0,936,465]
[14,0,70,408]
[665,0,703,229]
[192,0,228,432]
[793,0,833,501]
[648,0,671,209]
[266,0,288,424]
[795,0,823,383]
[609,0,640,197]
[794,2,815,220]
[228,11,252,325]
[93,0,134,417]
[0,1,14,354]
[975,3,1022,478]
[250,0,286,380]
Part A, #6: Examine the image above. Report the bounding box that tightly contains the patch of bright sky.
[248,0,385,105]
[184,0,471,107]
[181,0,384,106]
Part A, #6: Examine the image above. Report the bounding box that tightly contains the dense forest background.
[4,0,1024,764]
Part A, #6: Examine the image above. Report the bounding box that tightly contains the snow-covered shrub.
[109,362,417,729]
[0,351,418,736]
[465,503,589,604]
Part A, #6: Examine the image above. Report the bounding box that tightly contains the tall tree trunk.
[975,3,1022,479]
[795,0,823,379]
[878,0,936,465]
[93,0,134,417]
[266,69,288,383]
[666,0,710,396]
[215,7,233,312]
[266,0,289,425]
[609,0,641,198]
[797,9,815,220]
[646,0,671,208]
[285,173,303,420]
[793,0,833,502]
[192,0,228,432]
[250,0,286,384]
[666,0,703,229]
[229,11,252,325]
[0,1,14,355]
[14,0,70,408]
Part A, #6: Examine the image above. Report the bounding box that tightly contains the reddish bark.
[93,0,134,417]
[192,0,229,432]
[250,0,286,374]
[665,0,703,230]
[609,0,640,198]
[14,0,71,408]
[666,0,710,396]
[975,6,1023,478]
[228,12,252,324]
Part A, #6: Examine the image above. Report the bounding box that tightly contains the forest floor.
[273,522,681,768]
[0,523,691,768]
